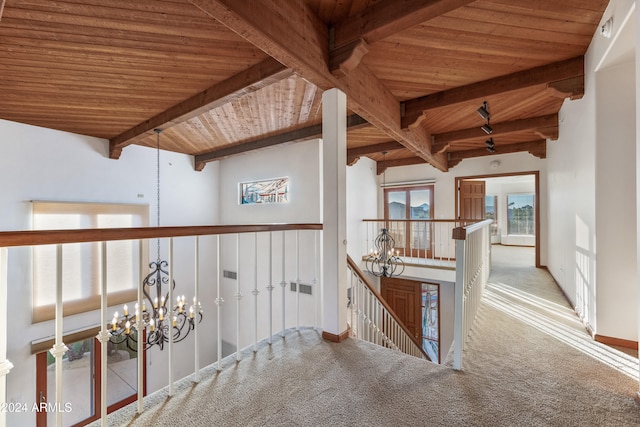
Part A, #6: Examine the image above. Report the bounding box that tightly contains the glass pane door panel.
[410,189,431,252]
[422,283,439,363]
[106,333,138,407]
[387,191,406,219]
[46,338,95,427]
[410,190,431,219]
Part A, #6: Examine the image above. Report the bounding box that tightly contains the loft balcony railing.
[362,219,477,268]
[0,223,321,427]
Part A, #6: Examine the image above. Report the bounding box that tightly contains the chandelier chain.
[155,129,161,261]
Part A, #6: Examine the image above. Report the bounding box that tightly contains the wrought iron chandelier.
[365,227,405,277]
[108,129,203,351]
[365,151,404,278]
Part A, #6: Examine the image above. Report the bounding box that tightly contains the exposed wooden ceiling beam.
[402,56,584,129]
[447,140,546,168]
[329,0,475,76]
[109,57,292,159]
[194,114,369,170]
[0,0,6,23]
[432,114,558,153]
[331,0,476,49]
[347,141,405,166]
[190,0,448,172]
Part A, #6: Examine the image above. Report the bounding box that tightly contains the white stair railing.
[452,219,493,370]
[346,256,429,360]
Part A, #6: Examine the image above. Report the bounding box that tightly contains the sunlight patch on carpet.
[482,282,639,380]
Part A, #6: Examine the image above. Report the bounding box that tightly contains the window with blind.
[32,202,148,323]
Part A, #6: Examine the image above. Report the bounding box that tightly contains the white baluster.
[194,236,200,383]
[252,233,259,352]
[267,232,274,345]
[295,230,300,331]
[168,238,174,396]
[281,231,286,338]
[96,242,111,426]
[313,230,318,330]
[137,241,144,412]
[235,234,242,362]
[52,245,68,427]
[216,235,223,371]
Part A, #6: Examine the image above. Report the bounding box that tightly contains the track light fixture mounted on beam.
[477,101,490,120]
[478,101,493,135]
[485,138,496,153]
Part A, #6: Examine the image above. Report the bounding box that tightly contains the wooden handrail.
[363,218,479,223]
[0,223,323,248]
[346,255,430,361]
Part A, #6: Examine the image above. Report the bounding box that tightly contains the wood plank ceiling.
[0,0,609,172]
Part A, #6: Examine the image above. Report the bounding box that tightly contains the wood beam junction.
[190,0,449,171]
[329,0,475,75]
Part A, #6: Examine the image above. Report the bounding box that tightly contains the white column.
[321,88,348,339]
[0,248,13,427]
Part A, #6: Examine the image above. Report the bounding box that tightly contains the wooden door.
[459,180,485,220]
[380,277,421,339]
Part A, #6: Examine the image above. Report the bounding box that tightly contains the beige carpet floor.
[97,246,640,426]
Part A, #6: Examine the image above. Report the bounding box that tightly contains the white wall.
[346,157,378,260]
[0,119,219,425]
[547,0,637,341]
[218,140,321,224]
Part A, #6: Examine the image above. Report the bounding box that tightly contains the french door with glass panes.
[36,334,145,427]
[384,185,434,259]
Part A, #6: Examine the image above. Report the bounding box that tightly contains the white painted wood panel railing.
[346,256,429,361]
[452,219,493,371]
[0,224,321,427]
[363,219,477,267]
